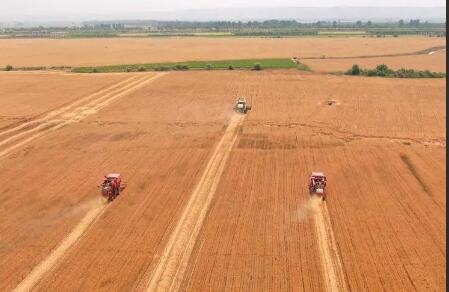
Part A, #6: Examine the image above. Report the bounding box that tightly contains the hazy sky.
[1,0,445,16]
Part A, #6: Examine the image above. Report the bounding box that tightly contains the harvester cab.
[309,172,327,201]
[234,97,252,114]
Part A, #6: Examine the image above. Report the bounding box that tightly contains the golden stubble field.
[303,48,446,73]
[0,36,445,67]
[0,66,445,291]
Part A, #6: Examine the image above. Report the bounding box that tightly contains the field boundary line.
[13,199,109,292]
[313,198,348,292]
[144,114,245,292]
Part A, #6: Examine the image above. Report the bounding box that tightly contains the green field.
[72,58,299,73]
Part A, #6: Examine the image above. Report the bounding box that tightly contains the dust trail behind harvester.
[14,197,108,292]
[294,195,321,222]
[311,196,348,292]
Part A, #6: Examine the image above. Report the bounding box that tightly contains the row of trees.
[80,19,441,31]
[346,64,446,78]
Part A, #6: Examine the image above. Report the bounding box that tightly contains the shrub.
[297,63,311,72]
[5,64,13,71]
[228,64,234,70]
[422,70,433,78]
[347,64,445,79]
[375,64,392,76]
[126,67,132,72]
[92,68,98,73]
[155,66,170,71]
[393,34,399,37]
[137,66,146,72]
[365,69,377,76]
[253,63,262,71]
[205,64,212,70]
[173,64,189,70]
[347,64,361,75]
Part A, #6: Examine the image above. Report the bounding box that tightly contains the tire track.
[145,114,245,292]
[0,76,144,147]
[0,73,167,159]
[311,196,348,292]
[13,198,109,292]
[0,75,141,138]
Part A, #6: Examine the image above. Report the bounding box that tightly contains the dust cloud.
[294,195,322,222]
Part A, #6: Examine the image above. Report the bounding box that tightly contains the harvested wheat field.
[0,37,445,67]
[0,72,127,128]
[303,48,446,73]
[0,70,445,292]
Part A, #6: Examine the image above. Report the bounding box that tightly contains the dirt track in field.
[0,70,445,291]
[0,73,164,159]
[0,73,127,128]
[145,114,244,292]
[0,37,445,67]
[14,197,108,292]
[312,197,348,292]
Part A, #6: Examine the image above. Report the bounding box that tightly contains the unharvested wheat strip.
[0,75,141,138]
[0,73,167,159]
[145,114,244,292]
[13,198,109,292]
[314,199,348,292]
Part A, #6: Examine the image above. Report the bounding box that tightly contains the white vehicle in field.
[234,97,252,114]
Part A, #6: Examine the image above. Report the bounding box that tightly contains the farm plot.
[303,49,446,73]
[0,37,445,67]
[175,71,445,291]
[0,72,171,291]
[0,71,247,291]
[0,72,127,128]
[0,70,445,292]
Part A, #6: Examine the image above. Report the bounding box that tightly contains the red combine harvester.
[309,172,327,201]
[100,173,126,202]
